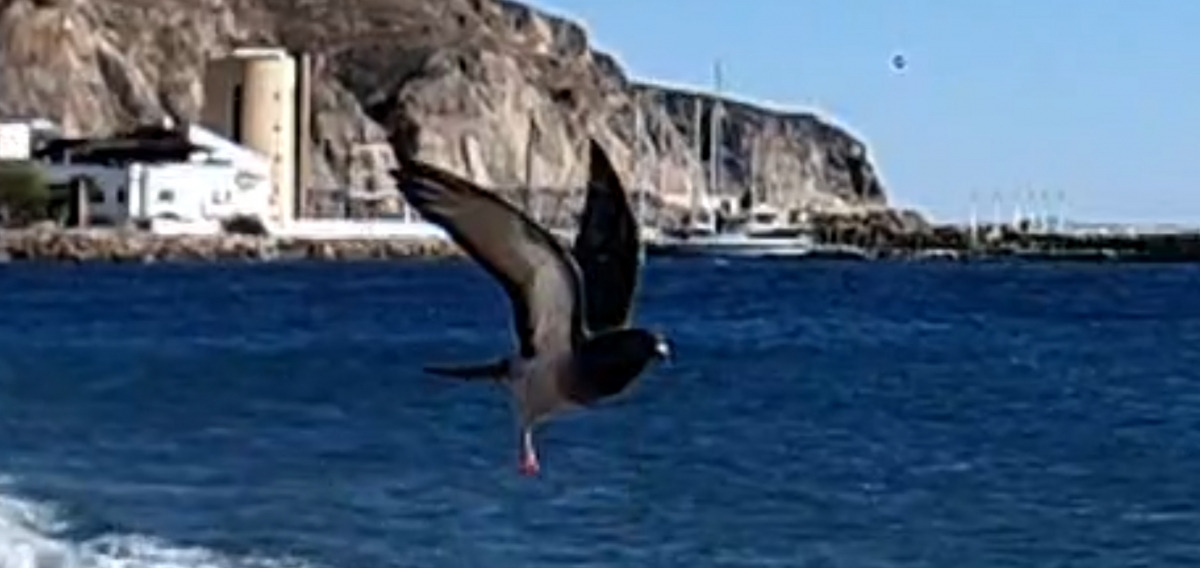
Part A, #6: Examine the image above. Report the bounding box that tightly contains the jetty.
[810,215,1200,263]
[0,225,461,264]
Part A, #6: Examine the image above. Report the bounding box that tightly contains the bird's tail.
[423,358,510,381]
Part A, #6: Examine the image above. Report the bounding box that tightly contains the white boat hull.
[647,234,816,258]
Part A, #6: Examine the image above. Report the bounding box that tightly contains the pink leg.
[518,428,540,476]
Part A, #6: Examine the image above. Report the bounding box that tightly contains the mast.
[690,97,703,218]
[1036,188,1046,232]
[1056,189,1067,231]
[633,95,645,225]
[708,59,723,200]
[1011,189,1023,230]
[991,190,1002,230]
[750,136,761,210]
[1027,188,1039,232]
[968,189,979,246]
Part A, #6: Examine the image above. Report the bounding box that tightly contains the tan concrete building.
[201,47,313,223]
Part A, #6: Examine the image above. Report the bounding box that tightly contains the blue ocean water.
[1,258,1199,567]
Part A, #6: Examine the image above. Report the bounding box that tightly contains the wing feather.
[572,138,642,332]
[393,157,585,357]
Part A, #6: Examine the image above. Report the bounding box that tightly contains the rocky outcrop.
[0,0,904,227]
[639,86,886,214]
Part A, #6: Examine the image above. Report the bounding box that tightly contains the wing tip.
[588,136,604,161]
[587,138,624,193]
[388,156,472,207]
[423,360,509,380]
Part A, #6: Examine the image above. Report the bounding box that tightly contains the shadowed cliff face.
[0,0,898,225]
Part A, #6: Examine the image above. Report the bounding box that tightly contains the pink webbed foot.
[518,450,541,476]
[517,427,541,476]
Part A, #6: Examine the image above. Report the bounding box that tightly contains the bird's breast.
[508,355,576,424]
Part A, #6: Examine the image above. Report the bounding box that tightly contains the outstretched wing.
[393,157,585,358]
[572,138,642,332]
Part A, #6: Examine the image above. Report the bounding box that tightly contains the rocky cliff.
[0,0,899,228]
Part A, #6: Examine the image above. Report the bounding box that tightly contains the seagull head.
[581,328,673,374]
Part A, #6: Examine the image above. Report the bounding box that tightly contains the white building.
[0,119,61,161]
[2,46,447,241]
[2,117,276,230]
[51,126,273,226]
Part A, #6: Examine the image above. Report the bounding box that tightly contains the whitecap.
[0,477,318,568]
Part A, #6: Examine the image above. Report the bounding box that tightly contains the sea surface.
[1,258,1199,567]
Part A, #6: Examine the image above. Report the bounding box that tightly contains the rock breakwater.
[0,228,463,263]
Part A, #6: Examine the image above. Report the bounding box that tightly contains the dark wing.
[571,138,642,332]
[392,157,585,358]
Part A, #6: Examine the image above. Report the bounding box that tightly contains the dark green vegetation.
[0,162,49,227]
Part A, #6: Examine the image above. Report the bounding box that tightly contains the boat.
[649,232,816,257]
[650,201,817,257]
[805,243,874,260]
[644,64,816,259]
[648,210,819,259]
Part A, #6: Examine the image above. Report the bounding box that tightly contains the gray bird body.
[393,139,670,475]
[509,352,575,424]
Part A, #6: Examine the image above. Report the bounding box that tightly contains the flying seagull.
[392,138,672,476]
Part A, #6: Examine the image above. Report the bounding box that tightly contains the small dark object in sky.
[891,53,907,71]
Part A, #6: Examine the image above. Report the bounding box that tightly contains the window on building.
[116,189,127,203]
[231,84,244,142]
[157,189,174,203]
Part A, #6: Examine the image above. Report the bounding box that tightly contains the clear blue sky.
[526,0,1200,224]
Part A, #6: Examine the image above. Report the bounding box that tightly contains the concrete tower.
[201,47,313,223]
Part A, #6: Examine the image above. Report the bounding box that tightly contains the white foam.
[0,478,315,568]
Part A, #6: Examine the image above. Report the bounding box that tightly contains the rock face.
[0,0,897,227]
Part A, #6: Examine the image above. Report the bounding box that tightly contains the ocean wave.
[0,478,315,568]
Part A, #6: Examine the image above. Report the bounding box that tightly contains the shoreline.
[4,226,1200,265]
[0,228,465,263]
